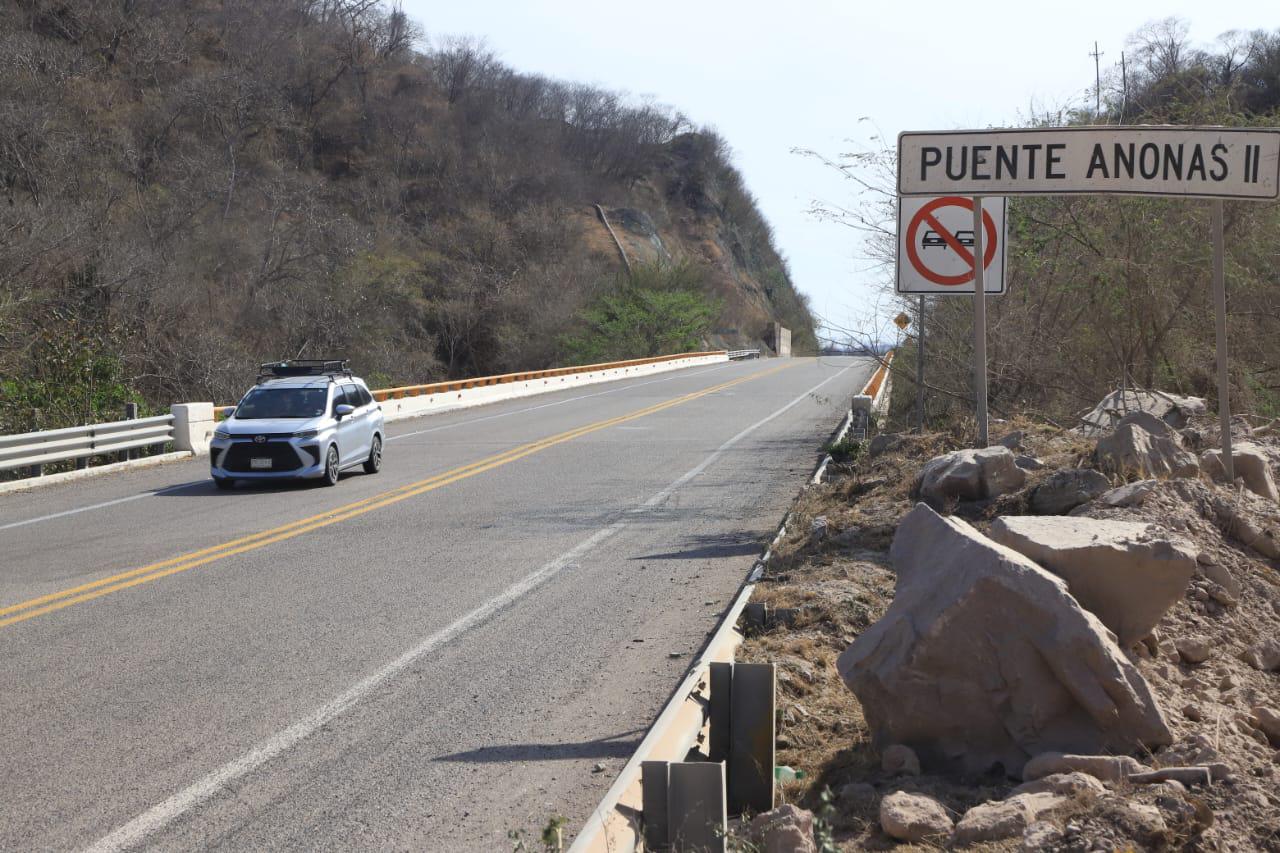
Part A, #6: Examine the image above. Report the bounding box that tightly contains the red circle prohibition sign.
[905,196,999,286]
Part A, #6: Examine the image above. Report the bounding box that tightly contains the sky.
[401,0,1269,339]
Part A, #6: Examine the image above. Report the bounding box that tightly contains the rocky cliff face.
[581,133,817,355]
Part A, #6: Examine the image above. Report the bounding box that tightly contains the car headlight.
[213,427,231,440]
[293,429,318,438]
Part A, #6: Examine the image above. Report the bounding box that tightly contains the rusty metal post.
[668,762,727,852]
[727,662,775,815]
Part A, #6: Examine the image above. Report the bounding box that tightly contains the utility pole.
[1089,41,1105,117]
[1119,51,1128,120]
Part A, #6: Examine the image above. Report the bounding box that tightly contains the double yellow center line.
[0,362,795,630]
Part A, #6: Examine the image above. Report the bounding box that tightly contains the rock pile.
[745,402,1280,850]
[838,504,1171,776]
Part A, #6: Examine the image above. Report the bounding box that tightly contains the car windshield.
[235,387,328,419]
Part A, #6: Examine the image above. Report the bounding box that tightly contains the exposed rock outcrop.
[989,516,1195,646]
[837,504,1171,776]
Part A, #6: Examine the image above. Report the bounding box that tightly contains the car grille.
[222,441,304,473]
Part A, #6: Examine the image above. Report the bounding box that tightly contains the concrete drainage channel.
[570,355,894,852]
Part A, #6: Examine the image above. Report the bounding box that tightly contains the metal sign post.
[972,197,989,446]
[916,295,926,432]
[1211,199,1234,481]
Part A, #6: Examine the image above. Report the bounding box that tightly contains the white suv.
[210,360,385,489]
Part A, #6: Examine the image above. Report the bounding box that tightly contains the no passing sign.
[896,195,1007,294]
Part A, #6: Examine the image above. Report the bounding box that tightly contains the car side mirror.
[335,403,355,419]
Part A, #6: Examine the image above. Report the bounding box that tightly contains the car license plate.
[250,458,273,470]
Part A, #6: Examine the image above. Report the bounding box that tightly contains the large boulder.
[1200,442,1279,502]
[1077,389,1206,437]
[1029,468,1111,515]
[1095,412,1199,480]
[913,446,1026,506]
[838,504,1171,776]
[989,516,1195,646]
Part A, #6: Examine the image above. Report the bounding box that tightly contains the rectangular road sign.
[898,126,1280,199]
[896,195,1007,294]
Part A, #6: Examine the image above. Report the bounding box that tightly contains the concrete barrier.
[180,352,731,456]
[374,352,728,424]
[171,403,215,455]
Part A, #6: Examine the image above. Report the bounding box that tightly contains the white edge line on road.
[0,363,736,533]
[82,361,854,853]
[0,492,153,532]
[0,482,207,533]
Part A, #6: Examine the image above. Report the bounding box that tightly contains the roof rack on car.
[256,359,352,383]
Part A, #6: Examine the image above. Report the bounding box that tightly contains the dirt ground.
[737,416,1280,851]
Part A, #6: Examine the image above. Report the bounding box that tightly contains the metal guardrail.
[0,414,175,473]
[726,349,761,360]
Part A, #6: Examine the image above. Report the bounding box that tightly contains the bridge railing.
[0,415,175,474]
[2,350,739,484]
[726,349,761,360]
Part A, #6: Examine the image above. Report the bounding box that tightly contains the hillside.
[0,0,815,433]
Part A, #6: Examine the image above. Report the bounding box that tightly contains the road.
[0,356,874,851]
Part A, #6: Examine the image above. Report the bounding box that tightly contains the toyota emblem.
[254,435,266,444]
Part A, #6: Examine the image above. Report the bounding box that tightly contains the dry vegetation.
[816,20,1280,430]
[739,415,1280,851]
[0,0,816,433]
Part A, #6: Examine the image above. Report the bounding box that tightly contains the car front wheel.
[363,435,382,474]
[322,445,340,486]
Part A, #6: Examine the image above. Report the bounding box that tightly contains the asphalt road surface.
[0,356,874,851]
